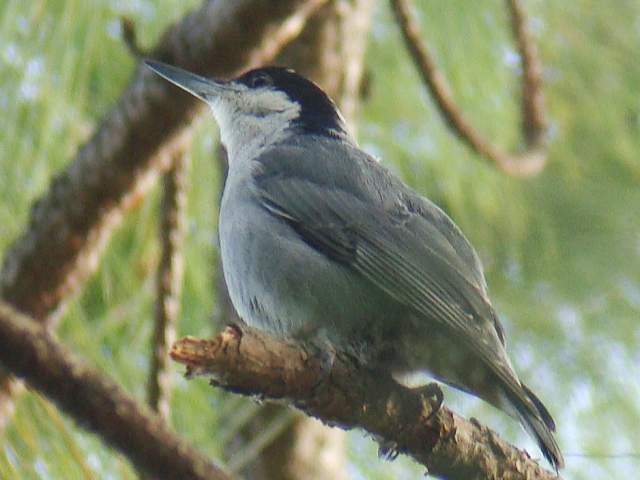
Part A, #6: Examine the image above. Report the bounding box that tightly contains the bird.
[145,60,564,470]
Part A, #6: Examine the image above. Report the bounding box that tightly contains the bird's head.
[145,61,351,158]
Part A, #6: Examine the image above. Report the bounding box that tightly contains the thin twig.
[507,0,546,145]
[148,152,189,419]
[171,327,562,480]
[0,300,231,480]
[390,0,548,177]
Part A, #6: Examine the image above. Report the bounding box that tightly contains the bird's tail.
[503,383,564,471]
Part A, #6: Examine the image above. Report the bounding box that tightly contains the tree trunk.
[217,1,374,478]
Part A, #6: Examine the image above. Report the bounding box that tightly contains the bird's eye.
[250,74,272,88]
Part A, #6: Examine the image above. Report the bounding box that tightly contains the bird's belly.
[219,198,403,355]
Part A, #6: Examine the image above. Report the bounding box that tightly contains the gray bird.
[146,60,563,470]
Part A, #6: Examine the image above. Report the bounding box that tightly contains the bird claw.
[302,342,336,390]
[317,347,336,377]
[378,440,400,461]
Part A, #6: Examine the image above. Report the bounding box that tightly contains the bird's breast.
[218,177,405,356]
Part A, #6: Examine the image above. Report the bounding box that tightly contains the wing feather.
[250,144,557,464]
[252,147,534,416]
[256,176,508,369]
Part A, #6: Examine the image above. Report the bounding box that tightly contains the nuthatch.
[146,61,563,470]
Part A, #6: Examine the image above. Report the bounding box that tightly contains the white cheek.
[207,90,301,159]
[209,102,258,153]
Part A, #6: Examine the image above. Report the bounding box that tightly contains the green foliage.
[361,1,640,477]
[0,0,638,478]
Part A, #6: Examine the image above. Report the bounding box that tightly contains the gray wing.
[251,142,510,365]
[399,190,506,345]
[252,142,559,467]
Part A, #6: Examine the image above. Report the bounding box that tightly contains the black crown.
[237,67,348,138]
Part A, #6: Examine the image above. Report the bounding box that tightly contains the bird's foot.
[316,347,336,380]
[301,342,336,390]
[378,439,400,461]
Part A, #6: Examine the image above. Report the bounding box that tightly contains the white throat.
[208,89,301,161]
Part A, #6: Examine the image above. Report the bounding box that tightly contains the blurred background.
[0,0,638,478]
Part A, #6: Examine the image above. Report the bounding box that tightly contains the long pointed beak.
[144,60,231,101]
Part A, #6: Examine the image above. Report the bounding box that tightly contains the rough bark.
[0,0,327,430]
[172,327,563,480]
[0,300,231,480]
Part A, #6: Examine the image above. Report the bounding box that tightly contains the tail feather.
[522,383,556,432]
[505,385,564,470]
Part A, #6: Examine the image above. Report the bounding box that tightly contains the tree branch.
[390,0,548,177]
[172,326,562,480]
[0,0,327,324]
[0,300,231,480]
[148,152,189,419]
[0,0,327,429]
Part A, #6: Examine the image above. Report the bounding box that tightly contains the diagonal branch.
[0,300,232,480]
[0,0,328,324]
[171,326,562,480]
[390,0,548,177]
[0,0,327,429]
[148,152,189,420]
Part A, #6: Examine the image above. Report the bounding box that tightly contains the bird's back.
[220,134,497,357]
